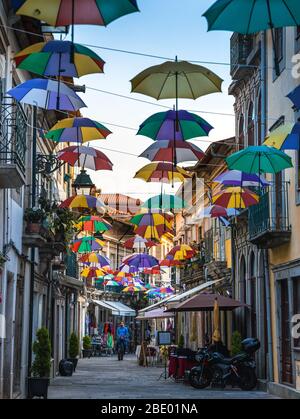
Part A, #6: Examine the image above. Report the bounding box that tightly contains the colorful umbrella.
[203,0,300,34]
[76,216,112,233]
[140,140,205,163]
[213,170,270,187]
[123,235,157,250]
[46,117,112,143]
[287,85,300,111]
[79,253,111,267]
[14,40,105,78]
[160,259,182,267]
[130,212,173,228]
[144,267,166,275]
[134,162,191,184]
[7,79,86,111]
[137,110,213,141]
[103,280,121,287]
[70,237,104,253]
[167,245,196,261]
[212,187,259,209]
[13,0,140,27]
[57,146,113,171]
[142,194,186,211]
[226,146,293,174]
[81,266,106,279]
[122,253,159,270]
[122,286,141,293]
[60,195,106,211]
[131,60,223,101]
[134,225,173,240]
[196,205,240,219]
[264,123,300,150]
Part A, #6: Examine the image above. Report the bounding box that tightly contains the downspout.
[261,31,274,382]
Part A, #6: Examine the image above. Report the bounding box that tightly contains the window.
[257,93,262,144]
[247,102,255,146]
[293,278,300,348]
[275,28,284,62]
[296,26,300,52]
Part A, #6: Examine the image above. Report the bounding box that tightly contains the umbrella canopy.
[140,140,205,163]
[142,194,186,211]
[123,235,157,250]
[76,216,112,233]
[144,266,166,275]
[264,123,300,150]
[131,60,223,100]
[46,117,112,143]
[7,79,86,111]
[134,162,191,184]
[134,225,173,240]
[81,266,106,279]
[79,253,111,267]
[122,253,159,270]
[57,146,113,171]
[122,286,141,293]
[13,0,139,26]
[130,212,173,228]
[160,259,182,267]
[59,195,106,211]
[196,205,231,219]
[203,0,300,34]
[166,245,196,261]
[212,187,259,209]
[213,170,270,187]
[226,145,293,174]
[287,85,300,110]
[70,236,104,253]
[14,40,105,78]
[104,280,121,287]
[171,293,247,312]
[137,110,213,141]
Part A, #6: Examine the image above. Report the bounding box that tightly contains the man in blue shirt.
[116,321,129,361]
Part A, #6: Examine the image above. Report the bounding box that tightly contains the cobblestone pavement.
[48,355,279,399]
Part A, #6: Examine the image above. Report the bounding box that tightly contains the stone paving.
[48,355,279,399]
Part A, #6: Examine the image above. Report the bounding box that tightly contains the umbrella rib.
[281,0,300,25]
[265,152,277,173]
[184,73,197,100]
[246,0,257,34]
[157,71,172,100]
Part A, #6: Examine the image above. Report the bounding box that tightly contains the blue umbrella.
[287,85,300,111]
[7,78,86,111]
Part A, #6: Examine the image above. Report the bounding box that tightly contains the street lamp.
[72,169,95,195]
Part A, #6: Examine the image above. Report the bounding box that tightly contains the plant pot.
[27,377,49,399]
[67,358,78,371]
[82,349,92,359]
[26,223,42,235]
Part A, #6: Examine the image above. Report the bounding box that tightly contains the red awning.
[169,293,247,312]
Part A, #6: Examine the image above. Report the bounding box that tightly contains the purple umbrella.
[213,170,270,187]
[121,253,159,270]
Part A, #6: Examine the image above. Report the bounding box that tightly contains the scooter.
[189,338,260,391]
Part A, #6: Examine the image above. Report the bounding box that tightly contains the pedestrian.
[116,321,129,361]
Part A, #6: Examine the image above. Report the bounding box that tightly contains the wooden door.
[281,280,293,385]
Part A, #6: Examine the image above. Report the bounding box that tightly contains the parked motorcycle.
[189,338,260,391]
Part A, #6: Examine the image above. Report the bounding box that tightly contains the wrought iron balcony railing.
[65,252,79,279]
[230,33,256,79]
[0,98,28,188]
[248,182,291,248]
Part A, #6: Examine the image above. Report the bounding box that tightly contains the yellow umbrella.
[212,187,259,209]
[212,298,221,343]
[263,123,295,150]
[134,162,191,184]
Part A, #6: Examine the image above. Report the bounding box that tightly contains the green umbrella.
[226,146,293,174]
[203,0,300,75]
[142,194,186,211]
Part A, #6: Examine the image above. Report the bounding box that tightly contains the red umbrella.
[57,146,113,171]
[124,236,158,250]
[144,266,166,275]
[160,259,182,267]
[140,140,205,163]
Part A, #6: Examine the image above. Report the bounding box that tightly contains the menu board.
[157,331,172,346]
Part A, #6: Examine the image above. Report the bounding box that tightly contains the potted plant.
[231,331,243,356]
[24,208,45,234]
[28,328,51,399]
[82,335,92,359]
[68,333,79,371]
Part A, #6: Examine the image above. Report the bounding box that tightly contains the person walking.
[116,321,129,361]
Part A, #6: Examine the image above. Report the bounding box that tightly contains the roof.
[170,293,247,312]
[92,300,136,317]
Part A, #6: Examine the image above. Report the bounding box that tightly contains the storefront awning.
[136,308,175,321]
[92,300,136,317]
[169,293,247,312]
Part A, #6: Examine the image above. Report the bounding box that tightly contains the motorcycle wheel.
[189,367,211,389]
[239,367,257,391]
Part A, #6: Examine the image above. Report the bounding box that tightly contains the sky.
[70,0,235,201]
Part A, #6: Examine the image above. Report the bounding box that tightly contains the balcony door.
[274,172,285,230]
[281,279,293,385]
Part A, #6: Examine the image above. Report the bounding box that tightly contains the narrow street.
[48,355,278,400]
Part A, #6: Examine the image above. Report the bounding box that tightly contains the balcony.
[248,182,291,248]
[0,99,27,188]
[65,252,79,279]
[230,33,259,80]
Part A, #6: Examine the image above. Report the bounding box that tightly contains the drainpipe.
[261,32,274,382]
